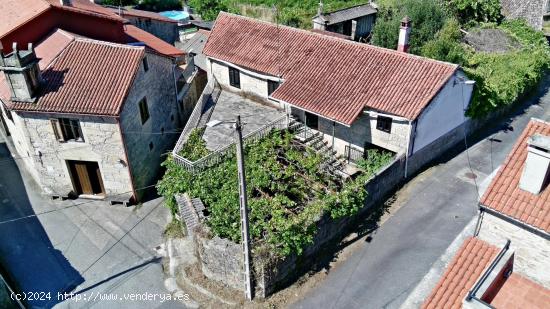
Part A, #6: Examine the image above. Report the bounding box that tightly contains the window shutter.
[51,119,63,141]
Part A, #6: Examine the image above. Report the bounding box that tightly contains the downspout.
[117,118,138,203]
[332,121,335,152]
[404,119,413,178]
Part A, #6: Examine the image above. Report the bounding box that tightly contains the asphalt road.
[0,134,184,308]
[292,75,550,309]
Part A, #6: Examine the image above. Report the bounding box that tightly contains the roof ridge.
[529,117,550,126]
[316,2,376,17]
[216,12,459,69]
[73,36,145,51]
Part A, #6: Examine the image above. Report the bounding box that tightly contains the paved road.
[292,76,550,309]
[0,134,185,308]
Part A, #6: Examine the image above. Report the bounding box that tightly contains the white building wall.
[0,105,41,184]
[412,72,474,154]
[208,59,285,110]
[477,213,550,287]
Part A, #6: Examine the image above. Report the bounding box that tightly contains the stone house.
[0,29,195,204]
[500,0,549,30]
[203,13,474,165]
[422,119,550,308]
[312,2,377,41]
[106,6,180,44]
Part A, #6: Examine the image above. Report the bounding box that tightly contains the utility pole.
[235,115,253,300]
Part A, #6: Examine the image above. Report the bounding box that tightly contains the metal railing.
[173,114,290,173]
[345,145,364,164]
[172,80,218,154]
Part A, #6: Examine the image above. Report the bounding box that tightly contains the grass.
[164,219,186,239]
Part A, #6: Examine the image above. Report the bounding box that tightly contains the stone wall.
[120,51,182,201]
[15,112,132,200]
[477,213,550,287]
[127,16,179,44]
[501,0,547,30]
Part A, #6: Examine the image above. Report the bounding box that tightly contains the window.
[376,116,392,133]
[5,109,13,121]
[143,57,149,72]
[229,67,240,88]
[305,112,319,130]
[149,141,154,151]
[268,80,279,96]
[139,97,150,124]
[51,118,84,142]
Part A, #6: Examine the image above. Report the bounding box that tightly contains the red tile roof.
[490,273,550,308]
[0,0,124,39]
[0,0,50,38]
[0,31,144,116]
[107,7,178,23]
[124,24,184,58]
[422,237,499,309]
[203,13,458,125]
[480,119,550,233]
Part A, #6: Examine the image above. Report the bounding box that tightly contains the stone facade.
[0,51,200,203]
[126,16,179,44]
[501,0,547,30]
[120,51,188,201]
[477,213,550,287]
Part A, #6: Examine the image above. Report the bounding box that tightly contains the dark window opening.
[177,75,186,92]
[171,114,175,122]
[305,112,319,130]
[51,118,84,142]
[229,67,240,88]
[139,97,150,124]
[268,80,279,96]
[376,115,392,133]
[143,57,149,72]
[5,109,13,121]
[149,141,154,151]
[161,127,165,135]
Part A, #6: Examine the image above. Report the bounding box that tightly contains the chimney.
[519,134,550,194]
[398,16,411,53]
[0,42,42,103]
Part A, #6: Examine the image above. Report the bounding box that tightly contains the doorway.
[67,160,105,196]
[305,112,319,130]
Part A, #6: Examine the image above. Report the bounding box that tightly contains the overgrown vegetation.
[158,130,393,256]
[178,128,210,161]
[102,0,181,11]
[164,219,186,238]
[444,0,502,25]
[371,0,447,55]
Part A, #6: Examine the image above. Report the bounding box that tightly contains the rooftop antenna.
[318,0,324,16]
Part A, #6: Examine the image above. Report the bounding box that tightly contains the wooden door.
[68,161,105,196]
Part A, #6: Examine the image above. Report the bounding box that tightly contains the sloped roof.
[480,119,550,233]
[314,3,377,25]
[0,0,50,38]
[422,237,499,309]
[203,13,457,125]
[106,7,178,23]
[0,0,124,39]
[0,30,144,116]
[124,24,184,57]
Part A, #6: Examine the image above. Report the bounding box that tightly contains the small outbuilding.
[312,2,377,41]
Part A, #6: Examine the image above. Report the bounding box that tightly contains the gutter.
[478,204,550,241]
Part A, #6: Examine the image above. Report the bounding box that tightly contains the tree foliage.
[421,19,470,66]
[178,128,210,161]
[157,130,393,256]
[189,0,230,21]
[371,0,448,55]
[445,0,502,25]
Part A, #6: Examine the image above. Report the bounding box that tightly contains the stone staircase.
[289,118,349,178]
[176,193,206,236]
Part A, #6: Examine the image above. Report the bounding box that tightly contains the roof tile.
[203,13,458,125]
[480,119,550,233]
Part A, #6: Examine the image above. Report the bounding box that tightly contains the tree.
[189,0,229,21]
[421,19,469,65]
[101,0,138,6]
[446,0,502,25]
[371,0,447,55]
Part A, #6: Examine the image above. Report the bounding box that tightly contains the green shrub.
[371,0,448,55]
[158,130,394,256]
[137,0,181,12]
[178,128,210,161]
[189,0,230,21]
[421,19,470,65]
[445,0,502,25]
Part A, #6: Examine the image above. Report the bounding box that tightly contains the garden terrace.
[158,130,394,256]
